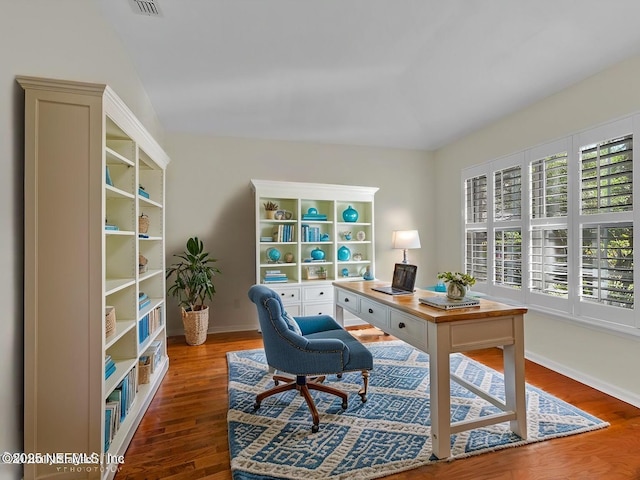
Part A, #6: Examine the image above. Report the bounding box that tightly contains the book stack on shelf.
[104,368,138,452]
[105,224,119,231]
[143,340,162,373]
[301,212,327,221]
[138,186,150,199]
[138,306,162,345]
[263,270,289,284]
[273,225,294,242]
[105,355,116,380]
[301,224,326,242]
[139,292,150,310]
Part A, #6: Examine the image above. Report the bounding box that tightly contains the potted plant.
[166,237,221,345]
[264,201,279,219]
[437,271,476,300]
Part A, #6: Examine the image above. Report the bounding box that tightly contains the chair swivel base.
[254,374,349,433]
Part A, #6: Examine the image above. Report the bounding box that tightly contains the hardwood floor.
[114,328,640,480]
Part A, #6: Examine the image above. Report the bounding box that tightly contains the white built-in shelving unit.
[250,179,378,323]
[20,76,170,480]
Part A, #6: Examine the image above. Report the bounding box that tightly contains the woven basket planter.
[182,306,209,346]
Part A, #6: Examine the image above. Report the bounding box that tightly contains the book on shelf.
[138,187,150,199]
[105,358,116,380]
[105,224,119,231]
[272,224,294,242]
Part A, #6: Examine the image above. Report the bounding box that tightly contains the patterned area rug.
[227,341,608,480]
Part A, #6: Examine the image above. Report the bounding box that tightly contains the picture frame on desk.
[304,265,327,280]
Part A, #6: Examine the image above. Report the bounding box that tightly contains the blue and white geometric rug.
[227,341,608,480]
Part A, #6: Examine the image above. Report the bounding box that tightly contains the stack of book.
[104,368,138,452]
[263,270,288,284]
[105,355,116,380]
[139,292,150,310]
[272,225,294,242]
[301,224,324,242]
[143,340,162,373]
[301,212,327,221]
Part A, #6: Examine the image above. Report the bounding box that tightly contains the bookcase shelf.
[20,76,170,480]
[251,180,378,318]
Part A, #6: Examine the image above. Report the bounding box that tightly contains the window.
[463,116,636,331]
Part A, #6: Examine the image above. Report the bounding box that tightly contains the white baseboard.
[525,350,640,408]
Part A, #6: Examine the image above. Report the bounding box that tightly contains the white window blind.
[466,231,488,281]
[465,175,488,223]
[530,228,568,297]
[531,152,568,219]
[581,135,633,215]
[581,224,634,309]
[495,229,522,288]
[495,166,521,221]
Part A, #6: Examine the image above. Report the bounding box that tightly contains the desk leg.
[428,323,451,459]
[503,315,527,439]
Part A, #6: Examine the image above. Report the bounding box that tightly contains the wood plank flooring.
[114,328,640,480]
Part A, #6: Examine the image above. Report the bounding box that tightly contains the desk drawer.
[389,310,427,349]
[359,298,389,329]
[303,285,334,302]
[303,302,335,317]
[268,286,301,304]
[336,289,360,314]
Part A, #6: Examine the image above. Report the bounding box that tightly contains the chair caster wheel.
[311,424,319,433]
[273,380,279,386]
[359,394,367,403]
[253,402,261,411]
[341,401,348,409]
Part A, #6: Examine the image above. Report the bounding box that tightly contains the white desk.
[333,281,528,459]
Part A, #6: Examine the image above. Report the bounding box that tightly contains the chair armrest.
[295,314,343,335]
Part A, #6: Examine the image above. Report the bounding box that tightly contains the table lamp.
[392,230,421,264]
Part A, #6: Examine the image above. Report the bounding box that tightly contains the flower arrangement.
[263,201,279,211]
[437,271,476,287]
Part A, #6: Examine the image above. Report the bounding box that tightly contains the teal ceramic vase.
[310,247,325,260]
[338,246,351,261]
[342,205,359,222]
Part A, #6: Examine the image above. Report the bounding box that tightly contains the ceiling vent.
[128,0,162,17]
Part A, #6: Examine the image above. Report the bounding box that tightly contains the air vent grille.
[128,0,162,17]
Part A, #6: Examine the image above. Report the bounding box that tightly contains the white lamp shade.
[392,230,421,250]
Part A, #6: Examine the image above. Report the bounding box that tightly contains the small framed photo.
[304,266,327,280]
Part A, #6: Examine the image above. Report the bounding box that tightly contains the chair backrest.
[248,284,304,371]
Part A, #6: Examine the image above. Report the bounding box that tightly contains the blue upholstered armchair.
[248,284,373,432]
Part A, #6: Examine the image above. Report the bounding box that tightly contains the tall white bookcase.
[19,76,170,480]
[250,179,378,324]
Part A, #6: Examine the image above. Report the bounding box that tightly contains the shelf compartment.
[106,235,136,280]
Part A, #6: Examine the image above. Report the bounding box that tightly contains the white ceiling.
[95,0,640,150]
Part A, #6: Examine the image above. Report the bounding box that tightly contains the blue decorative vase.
[342,268,349,277]
[342,205,359,222]
[308,207,318,215]
[310,247,325,260]
[363,266,374,281]
[267,247,281,262]
[337,246,351,261]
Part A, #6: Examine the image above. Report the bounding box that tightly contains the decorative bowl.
[338,245,351,261]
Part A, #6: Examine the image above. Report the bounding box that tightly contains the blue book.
[138,188,150,199]
[105,362,116,380]
[104,408,112,452]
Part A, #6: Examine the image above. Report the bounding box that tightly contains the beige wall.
[164,133,435,334]
[434,55,640,406]
[1,2,164,479]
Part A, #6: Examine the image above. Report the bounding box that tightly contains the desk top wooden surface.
[333,280,528,323]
